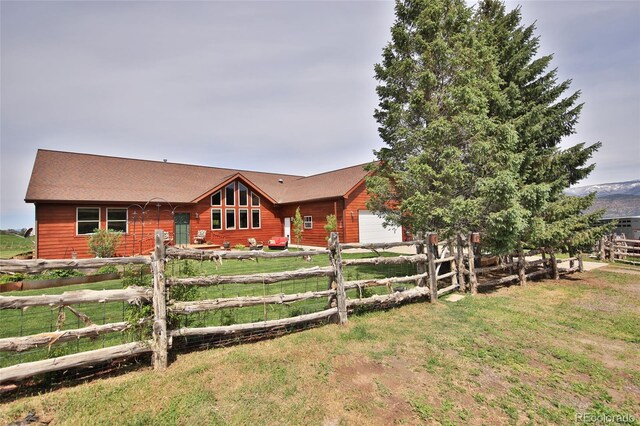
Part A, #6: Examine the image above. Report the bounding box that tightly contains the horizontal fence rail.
[170,308,338,338]
[166,246,330,261]
[167,266,333,287]
[0,256,151,273]
[0,341,152,383]
[170,290,337,314]
[0,286,153,309]
[0,321,133,353]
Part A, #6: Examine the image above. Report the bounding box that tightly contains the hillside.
[567,180,640,218]
[0,233,34,259]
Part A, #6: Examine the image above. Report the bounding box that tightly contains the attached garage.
[358,210,403,244]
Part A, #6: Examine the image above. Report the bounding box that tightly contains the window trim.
[106,208,128,233]
[76,207,101,236]
[251,191,260,207]
[251,208,261,229]
[304,215,313,229]
[239,208,249,229]
[225,208,236,230]
[211,208,222,230]
[211,190,222,206]
[225,183,235,206]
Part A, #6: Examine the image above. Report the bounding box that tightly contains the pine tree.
[367,0,526,253]
[475,0,609,253]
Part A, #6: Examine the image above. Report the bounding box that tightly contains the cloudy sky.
[1,1,638,230]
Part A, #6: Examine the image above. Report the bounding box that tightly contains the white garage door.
[358,210,402,244]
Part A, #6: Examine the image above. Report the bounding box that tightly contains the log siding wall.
[33,181,375,258]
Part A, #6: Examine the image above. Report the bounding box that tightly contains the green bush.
[96,265,119,275]
[122,266,153,340]
[39,269,85,279]
[234,244,246,250]
[88,228,122,258]
[0,273,26,284]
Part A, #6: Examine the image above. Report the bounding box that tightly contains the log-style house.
[25,150,405,259]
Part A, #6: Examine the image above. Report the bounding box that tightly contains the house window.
[211,190,221,206]
[251,209,261,229]
[211,209,222,230]
[239,209,249,229]
[225,183,235,206]
[106,208,127,233]
[251,192,260,206]
[226,208,235,229]
[239,183,248,206]
[77,207,100,235]
[304,216,313,229]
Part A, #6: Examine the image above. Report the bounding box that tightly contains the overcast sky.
[1,1,639,230]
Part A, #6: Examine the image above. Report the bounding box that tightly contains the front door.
[174,213,190,246]
[284,217,291,240]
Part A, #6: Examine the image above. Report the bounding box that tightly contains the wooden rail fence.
[597,235,640,265]
[0,230,582,386]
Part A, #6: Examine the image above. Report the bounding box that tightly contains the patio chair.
[193,229,207,244]
[163,231,173,246]
[248,238,264,250]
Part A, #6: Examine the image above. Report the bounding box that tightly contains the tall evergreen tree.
[367,0,527,252]
[475,0,608,253]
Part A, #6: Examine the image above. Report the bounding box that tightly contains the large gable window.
[77,207,100,235]
[239,209,249,229]
[251,192,260,206]
[226,208,236,230]
[225,183,235,206]
[211,209,222,230]
[251,209,260,229]
[107,208,127,233]
[211,190,221,206]
[238,183,248,206]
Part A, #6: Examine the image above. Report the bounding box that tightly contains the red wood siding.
[33,179,388,258]
[343,182,369,243]
[344,182,406,243]
[35,203,173,259]
[280,200,344,247]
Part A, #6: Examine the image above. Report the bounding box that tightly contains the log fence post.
[549,250,559,280]
[426,233,438,302]
[569,246,575,270]
[456,233,467,293]
[329,232,348,324]
[578,252,584,272]
[151,229,168,370]
[609,235,615,262]
[447,240,458,288]
[415,232,427,287]
[598,237,605,261]
[517,243,526,286]
[467,233,478,295]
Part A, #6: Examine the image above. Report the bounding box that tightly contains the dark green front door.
[174,213,190,246]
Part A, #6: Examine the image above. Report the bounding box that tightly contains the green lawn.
[0,251,415,368]
[0,233,34,259]
[1,268,638,425]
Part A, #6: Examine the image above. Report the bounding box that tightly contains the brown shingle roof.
[25,150,370,204]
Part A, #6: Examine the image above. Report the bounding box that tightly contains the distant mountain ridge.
[565,179,640,197]
[566,179,640,218]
